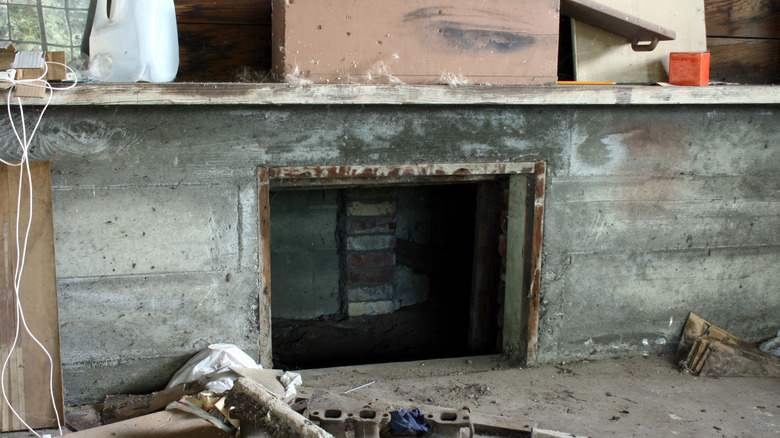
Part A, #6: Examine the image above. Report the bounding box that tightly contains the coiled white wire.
[1,60,76,437]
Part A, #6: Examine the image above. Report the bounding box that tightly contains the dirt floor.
[299,353,780,437]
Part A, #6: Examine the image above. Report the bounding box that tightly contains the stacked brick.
[340,188,399,317]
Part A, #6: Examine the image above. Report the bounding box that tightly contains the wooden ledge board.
[9,83,780,106]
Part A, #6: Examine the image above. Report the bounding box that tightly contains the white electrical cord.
[0,60,76,437]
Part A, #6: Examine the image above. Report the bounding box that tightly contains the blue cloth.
[389,408,429,435]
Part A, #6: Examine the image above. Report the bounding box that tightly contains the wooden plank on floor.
[0,162,63,432]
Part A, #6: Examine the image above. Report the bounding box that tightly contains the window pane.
[43,7,69,45]
[9,5,40,42]
[0,6,8,40]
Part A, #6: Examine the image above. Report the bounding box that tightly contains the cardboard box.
[0,42,67,98]
[272,0,560,85]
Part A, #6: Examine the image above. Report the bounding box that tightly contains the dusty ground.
[3,354,777,437]
[299,354,780,437]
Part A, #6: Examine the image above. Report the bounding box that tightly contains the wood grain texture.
[0,162,63,432]
[175,0,271,25]
[15,84,780,106]
[175,0,272,81]
[257,168,273,368]
[705,0,780,38]
[708,37,780,84]
[273,0,559,84]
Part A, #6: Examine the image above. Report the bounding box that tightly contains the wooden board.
[468,181,503,354]
[272,0,560,85]
[175,0,272,82]
[705,0,780,38]
[708,37,780,84]
[502,175,530,359]
[572,0,707,83]
[0,162,64,432]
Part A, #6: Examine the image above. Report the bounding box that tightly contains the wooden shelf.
[17,83,780,106]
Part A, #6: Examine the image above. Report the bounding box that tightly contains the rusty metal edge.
[268,163,536,180]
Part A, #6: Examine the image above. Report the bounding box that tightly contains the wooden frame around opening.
[257,162,546,367]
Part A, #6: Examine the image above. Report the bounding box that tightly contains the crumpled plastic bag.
[280,371,302,399]
[759,330,780,357]
[166,343,261,393]
[389,408,429,435]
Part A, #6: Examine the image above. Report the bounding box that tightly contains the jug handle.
[93,0,128,25]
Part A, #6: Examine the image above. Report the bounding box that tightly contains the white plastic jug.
[89,0,179,82]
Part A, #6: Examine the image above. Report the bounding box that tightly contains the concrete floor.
[3,354,777,437]
[300,354,780,437]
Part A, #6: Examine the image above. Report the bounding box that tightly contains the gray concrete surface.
[0,103,777,404]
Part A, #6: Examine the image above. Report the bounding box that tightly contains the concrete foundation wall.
[0,104,777,404]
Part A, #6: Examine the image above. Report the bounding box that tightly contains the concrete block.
[345,235,396,251]
[348,300,396,317]
[346,284,395,302]
[52,185,239,278]
[347,200,397,216]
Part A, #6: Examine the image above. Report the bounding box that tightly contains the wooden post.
[468,181,502,354]
[257,168,273,368]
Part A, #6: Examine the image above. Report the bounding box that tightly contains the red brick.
[347,267,396,284]
[346,251,396,269]
[345,216,396,234]
[500,210,508,233]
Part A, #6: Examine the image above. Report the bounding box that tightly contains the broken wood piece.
[227,378,334,438]
[686,338,780,378]
[64,410,233,438]
[679,312,747,354]
[679,313,780,377]
[64,404,102,431]
[561,0,676,51]
[101,381,204,424]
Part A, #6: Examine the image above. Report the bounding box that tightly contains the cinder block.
[345,235,396,251]
[348,300,396,316]
[347,284,395,302]
[347,200,397,216]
